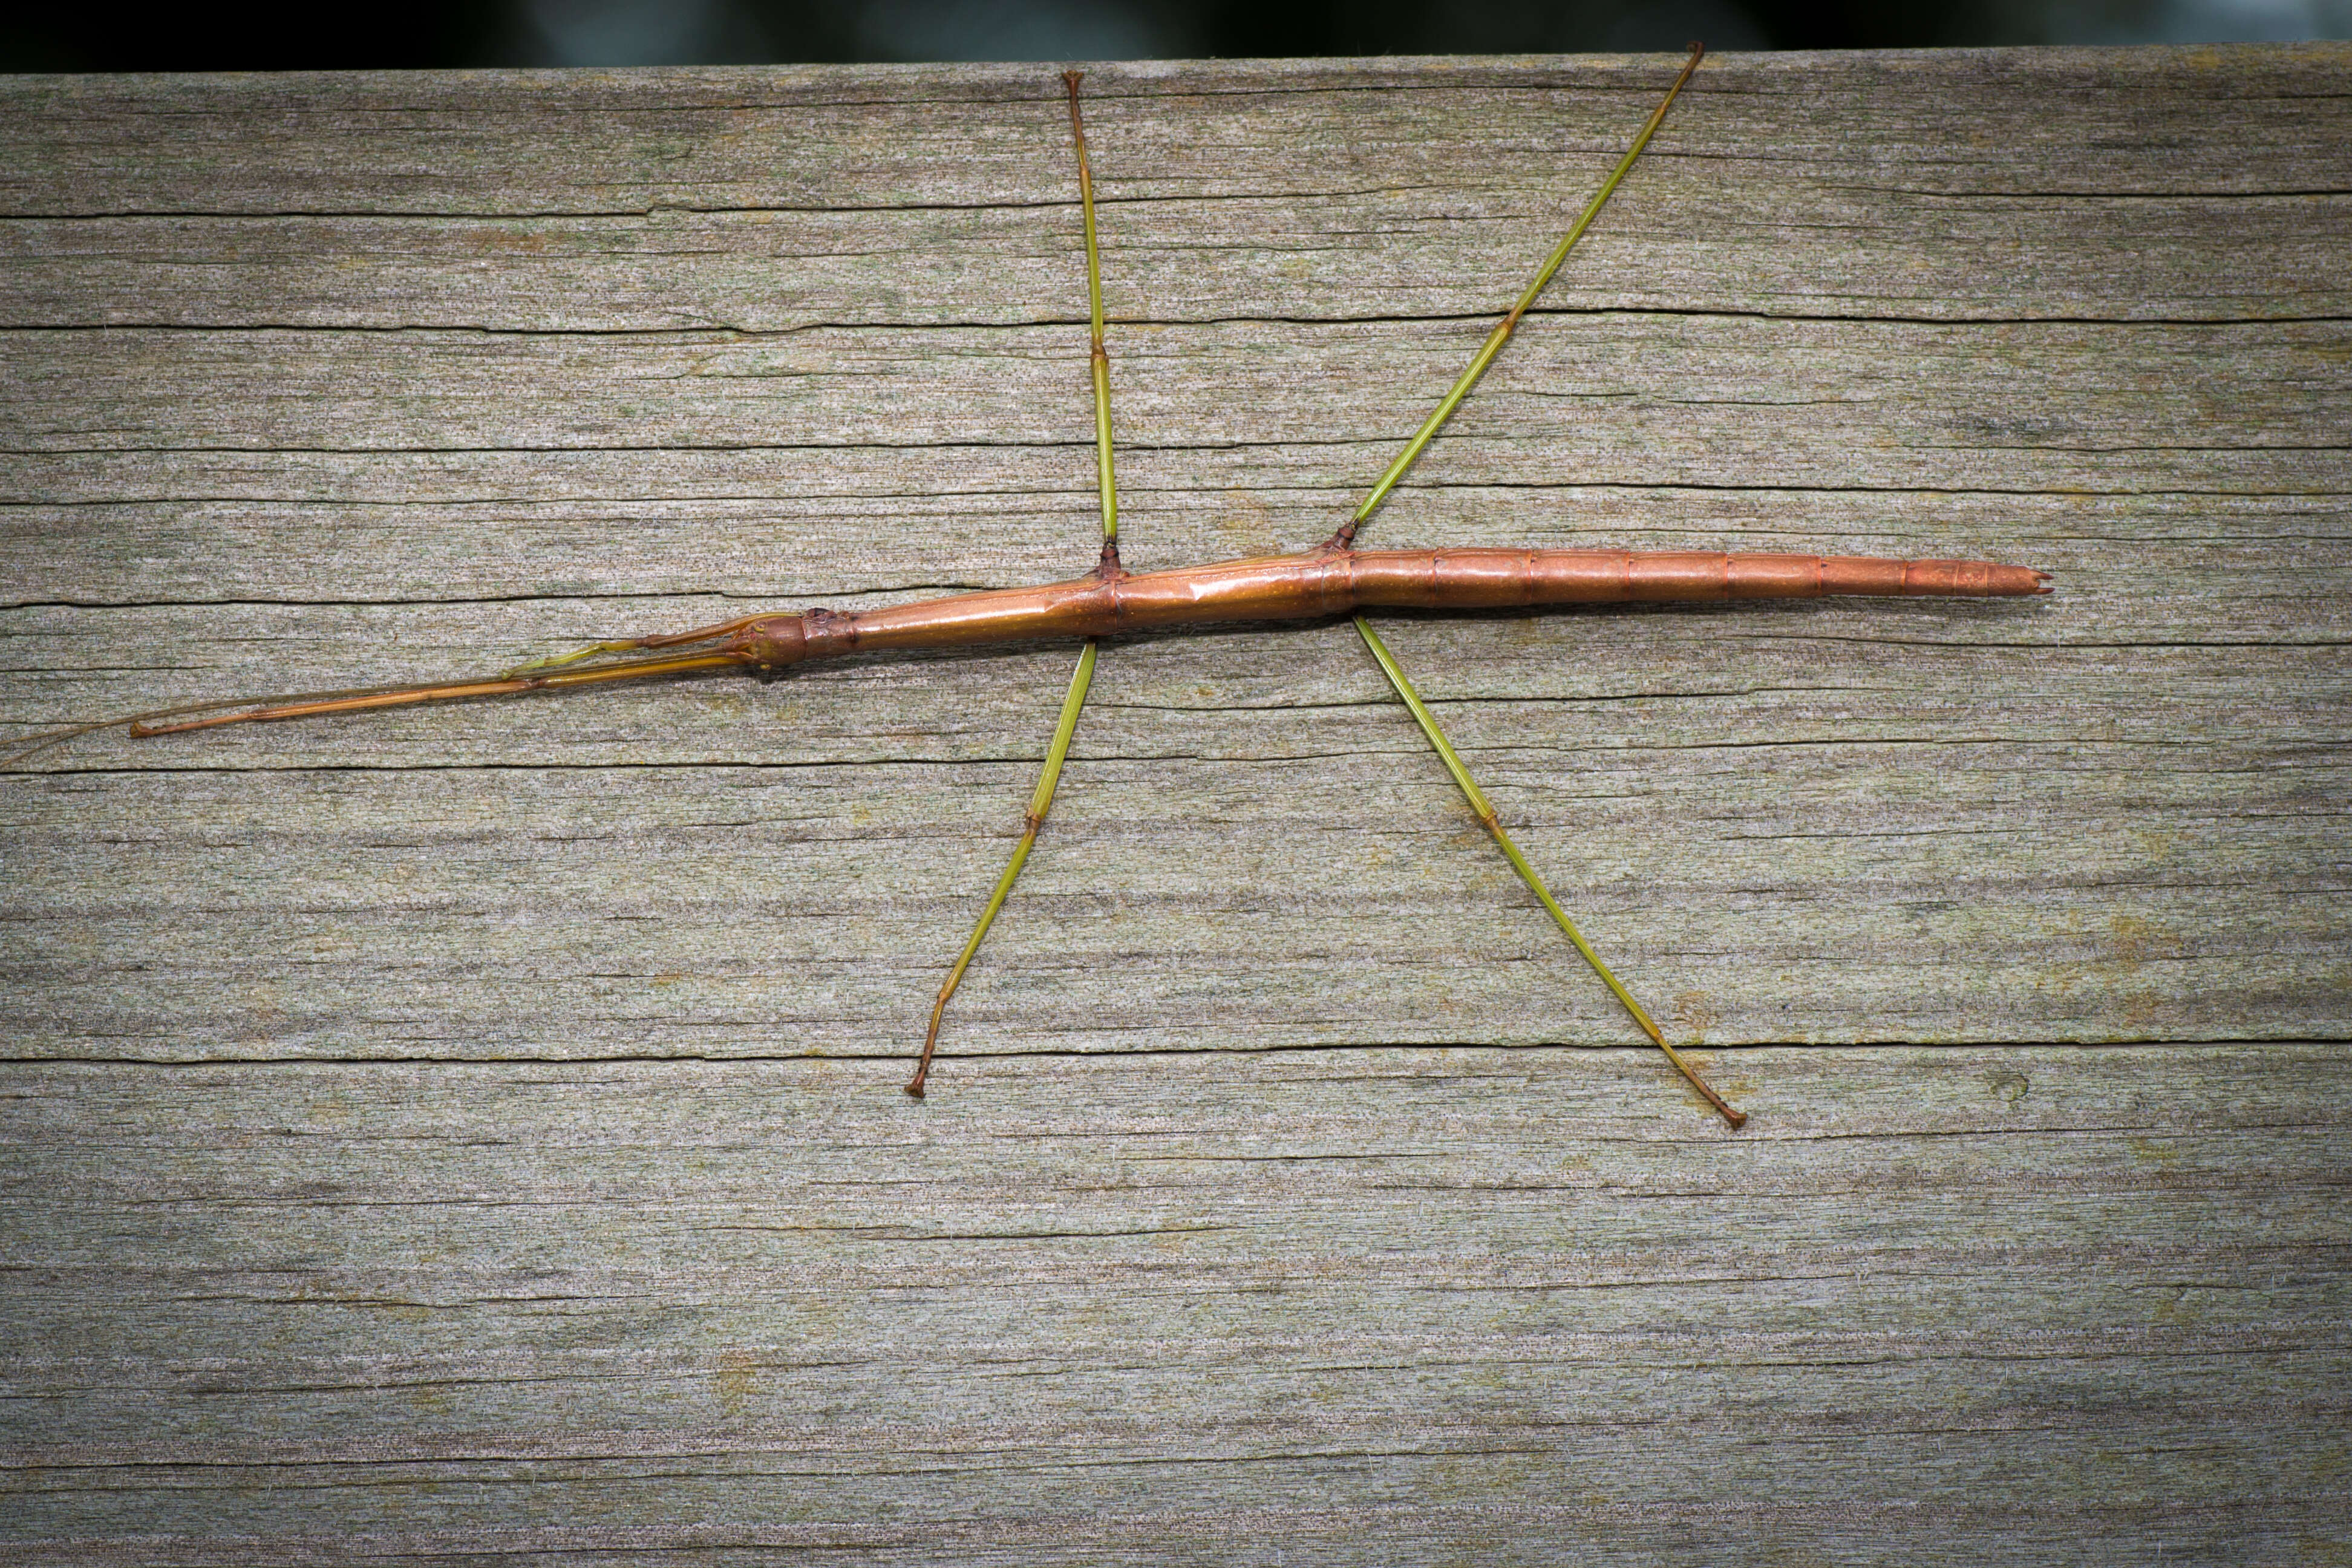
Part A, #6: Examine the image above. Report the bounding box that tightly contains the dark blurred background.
[5,0,2345,70]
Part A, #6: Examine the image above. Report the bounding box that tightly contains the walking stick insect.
[7,48,2047,1125]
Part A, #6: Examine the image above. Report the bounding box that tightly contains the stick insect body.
[12,50,2048,1126]
[121,547,2048,731]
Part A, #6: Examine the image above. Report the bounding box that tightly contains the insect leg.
[908,70,1122,1096]
[1340,45,1743,1126]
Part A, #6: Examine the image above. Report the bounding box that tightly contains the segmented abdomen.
[1348,549,2048,607]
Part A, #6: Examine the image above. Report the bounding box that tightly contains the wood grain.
[2,44,2347,1563]
[1,1047,2347,1562]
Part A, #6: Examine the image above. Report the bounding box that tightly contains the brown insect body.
[736,546,2051,670]
[122,545,2049,737]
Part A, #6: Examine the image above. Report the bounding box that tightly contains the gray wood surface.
[2,44,2347,1563]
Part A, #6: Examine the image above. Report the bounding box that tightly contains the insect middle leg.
[907,71,1122,1097]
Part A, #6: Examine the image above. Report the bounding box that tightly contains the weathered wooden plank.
[0,1047,2345,1562]
[1,44,2347,1566]
[3,671,2345,1055]
[5,188,2345,329]
[8,317,2347,482]
[4,51,2343,218]
[2,50,2347,344]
